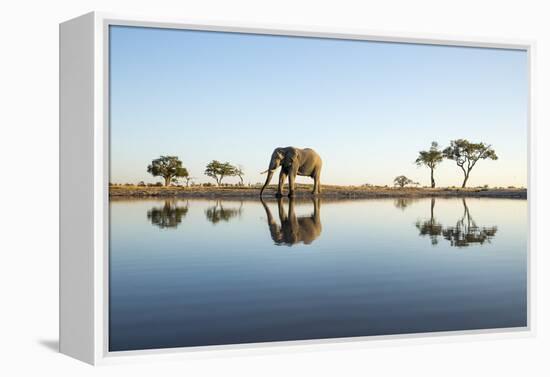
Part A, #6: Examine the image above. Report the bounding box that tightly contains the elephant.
[260,147,322,197]
[260,197,322,246]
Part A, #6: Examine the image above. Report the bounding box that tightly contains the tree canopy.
[204,160,237,186]
[147,156,189,186]
[442,139,497,188]
[415,141,443,188]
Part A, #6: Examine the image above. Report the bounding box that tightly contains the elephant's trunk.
[260,170,274,196]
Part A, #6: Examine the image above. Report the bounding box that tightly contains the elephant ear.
[282,148,299,168]
[274,148,285,160]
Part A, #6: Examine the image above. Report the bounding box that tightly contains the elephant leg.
[277,197,286,222]
[288,196,296,219]
[312,197,320,220]
[311,176,319,195]
[312,171,321,195]
[288,172,296,197]
[276,171,287,198]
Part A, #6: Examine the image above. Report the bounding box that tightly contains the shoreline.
[109,186,527,199]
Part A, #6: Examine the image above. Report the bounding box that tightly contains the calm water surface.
[109,197,527,351]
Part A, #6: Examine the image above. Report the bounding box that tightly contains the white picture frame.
[59,11,536,365]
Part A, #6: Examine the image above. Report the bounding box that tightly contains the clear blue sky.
[110,26,528,187]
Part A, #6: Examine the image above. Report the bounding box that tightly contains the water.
[109,197,527,351]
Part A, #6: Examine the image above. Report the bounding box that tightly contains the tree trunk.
[430,168,435,188]
[164,176,171,187]
[461,172,469,188]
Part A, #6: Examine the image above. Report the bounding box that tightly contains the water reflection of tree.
[394,198,416,211]
[415,198,497,247]
[205,201,243,224]
[261,197,322,246]
[441,199,498,247]
[415,198,443,245]
[147,200,189,229]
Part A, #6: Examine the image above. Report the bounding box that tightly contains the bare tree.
[234,165,245,186]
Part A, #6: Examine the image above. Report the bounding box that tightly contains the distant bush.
[393,175,419,188]
[137,181,146,187]
[154,182,163,187]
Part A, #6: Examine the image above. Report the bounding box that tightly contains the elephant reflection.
[205,201,243,224]
[261,197,322,246]
[416,198,497,247]
[147,200,189,229]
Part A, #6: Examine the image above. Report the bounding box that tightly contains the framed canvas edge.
[86,11,536,365]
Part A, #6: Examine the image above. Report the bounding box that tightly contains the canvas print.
[108,25,528,352]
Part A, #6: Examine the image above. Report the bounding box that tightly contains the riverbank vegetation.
[109,183,526,199]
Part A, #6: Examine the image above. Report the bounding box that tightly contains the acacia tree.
[147,156,189,186]
[394,175,418,188]
[415,141,443,188]
[442,139,498,188]
[204,160,237,186]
